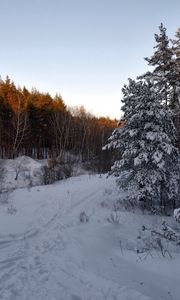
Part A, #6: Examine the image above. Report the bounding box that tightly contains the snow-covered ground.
[0,156,45,191]
[0,169,180,299]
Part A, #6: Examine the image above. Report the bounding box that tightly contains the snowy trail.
[0,175,107,300]
[0,175,179,300]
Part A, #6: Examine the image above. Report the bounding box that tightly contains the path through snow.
[0,175,179,300]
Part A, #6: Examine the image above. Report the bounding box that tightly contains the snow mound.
[1,156,45,191]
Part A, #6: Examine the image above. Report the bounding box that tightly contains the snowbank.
[0,156,45,191]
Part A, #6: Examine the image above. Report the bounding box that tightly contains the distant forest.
[0,77,117,166]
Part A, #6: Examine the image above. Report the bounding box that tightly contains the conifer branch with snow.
[105,79,180,212]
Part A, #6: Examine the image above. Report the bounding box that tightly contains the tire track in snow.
[0,176,107,299]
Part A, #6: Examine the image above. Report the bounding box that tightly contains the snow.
[146,132,158,141]
[129,129,137,137]
[0,164,180,299]
[0,156,45,191]
[152,151,163,164]
[174,208,180,222]
[134,153,148,166]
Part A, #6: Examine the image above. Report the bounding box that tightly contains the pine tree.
[106,79,180,211]
[172,28,180,89]
[168,28,180,148]
[139,23,174,108]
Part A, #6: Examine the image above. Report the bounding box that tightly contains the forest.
[0,76,116,169]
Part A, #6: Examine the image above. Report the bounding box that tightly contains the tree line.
[0,76,116,169]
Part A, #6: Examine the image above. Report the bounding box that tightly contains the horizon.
[0,74,120,120]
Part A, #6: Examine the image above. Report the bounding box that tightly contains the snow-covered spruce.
[105,79,180,211]
[139,24,180,150]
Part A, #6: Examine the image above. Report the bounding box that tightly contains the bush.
[107,203,121,225]
[79,211,89,223]
[42,160,73,185]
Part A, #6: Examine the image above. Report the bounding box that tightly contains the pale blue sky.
[0,0,180,118]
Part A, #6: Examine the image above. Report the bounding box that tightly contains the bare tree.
[11,96,29,157]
